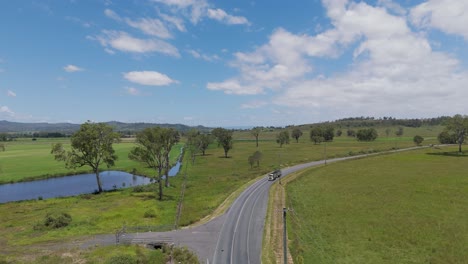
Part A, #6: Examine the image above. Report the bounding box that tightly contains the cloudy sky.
[1,0,467,127]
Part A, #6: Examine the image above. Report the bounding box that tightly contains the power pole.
[324,141,327,165]
[283,207,287,264]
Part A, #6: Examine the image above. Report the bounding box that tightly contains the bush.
[144,209,157,218]
[170,246,200,264]
[356,128,378,141]
[413,135,424,146]
[43,212,72,229]
[105,254,137,264]
[438,131,457,144]
[336,129,342,137]
[133,184,157,193]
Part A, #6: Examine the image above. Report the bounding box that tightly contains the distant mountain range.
[0,120,211,134]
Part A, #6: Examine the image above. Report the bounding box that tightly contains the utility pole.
[324,141,327,165]
[283,207,287,264]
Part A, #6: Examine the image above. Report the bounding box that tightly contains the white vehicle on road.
[267,169,282,181]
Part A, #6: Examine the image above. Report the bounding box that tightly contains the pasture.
[286,146,467,263]
[0,126,449,262]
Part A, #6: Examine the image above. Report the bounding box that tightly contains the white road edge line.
[230,179,268,264]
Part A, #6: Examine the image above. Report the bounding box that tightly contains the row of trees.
[334,116,451,128]
[51,122,180,200]
[46,114,468,202]
[50,123,240,201]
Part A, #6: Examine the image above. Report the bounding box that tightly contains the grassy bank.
[286,146,467,263]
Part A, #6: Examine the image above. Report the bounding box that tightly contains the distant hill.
[0,120,211,134]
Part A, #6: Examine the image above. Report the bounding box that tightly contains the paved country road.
[78,146,426,263]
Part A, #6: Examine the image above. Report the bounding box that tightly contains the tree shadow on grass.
[427,151,468,158]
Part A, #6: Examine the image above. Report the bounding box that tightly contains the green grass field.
[0,138,183,184]
[0,127,451,263]
[286,146,467,263]
[178,130,438,226]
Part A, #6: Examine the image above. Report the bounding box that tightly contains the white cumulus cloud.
[207,0,468,120]
[207,8,249,25]
[125,17,172,39]
[92,30,180,57]
[64,64,84,72]
[123,71,178,86]
[153,0,249,26]
[410,0,468,41]
[153,0,208,24]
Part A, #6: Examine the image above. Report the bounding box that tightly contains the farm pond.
[0,160,182,204]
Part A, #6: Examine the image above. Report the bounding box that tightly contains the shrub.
[347,129,356,137]
[133,184,157,193]
[79,194,93,200]
[413,135,424,146]
[105,254,137,264]
[356,128,378,141]
[144,209,157,218]
[170,246,200,264]
[438,131,457,144]
[43,212,72,229]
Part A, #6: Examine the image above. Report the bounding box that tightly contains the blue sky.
[1,0,468,127]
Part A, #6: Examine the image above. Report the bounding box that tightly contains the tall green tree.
[413,135,424,146]
[250,127,262,147]
[446,114,468,152]
[253,150,262,167]
[276,130,290,148]
[336,129,342,137]
[310,127,324,144]
[213,128,233,158]
[196,134,213,156]
[186,129,200,163]
[356,128,378,141]
[248,150,263,168]
[129,127,165,200]
[438,131,457,144]
[51,122,120,193]
[0,143,4,174]
[291,128,303,143]
[161,128,180,187]
[323,126,335,142]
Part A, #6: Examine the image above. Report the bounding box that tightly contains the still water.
[0,160,182,203]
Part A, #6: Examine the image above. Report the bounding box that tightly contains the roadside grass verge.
[285,146,468,263]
